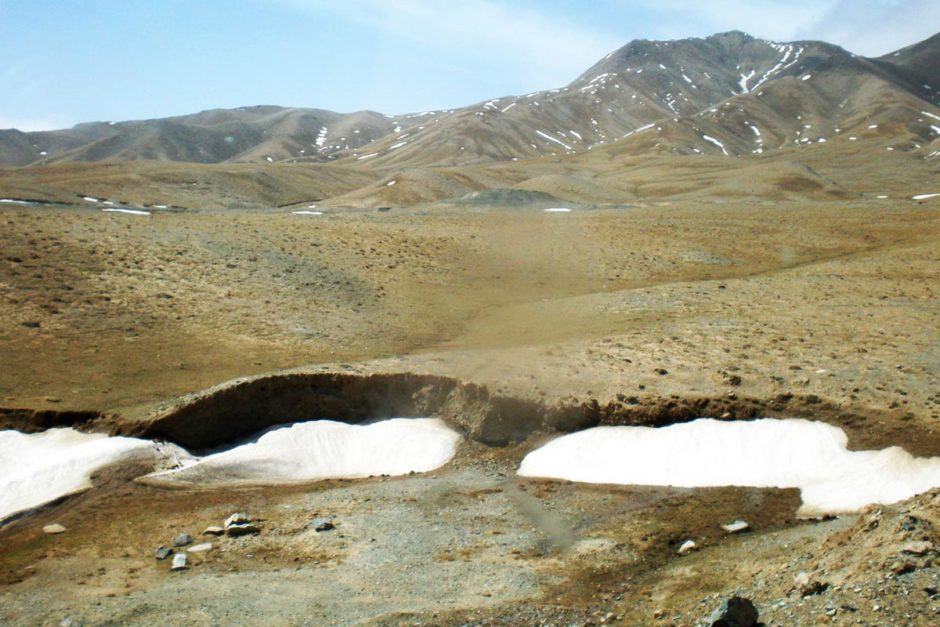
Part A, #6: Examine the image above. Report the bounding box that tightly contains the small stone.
[721,520,749,534]
[188,543,212,553]
[891,560,916,576]
[312,517,335,532]
[155,546,173,560]
[226,523,260,537]
[202,526,224,536]
[794,572,829,597]
[173,533,193,547]
[171,553,188,570]
[42,523,66,534]
[901,540,933,556]
[224,512,251,529]
[708,596,758,627]
[678,539,698,554]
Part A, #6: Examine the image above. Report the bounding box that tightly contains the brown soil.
[2,197,940,624]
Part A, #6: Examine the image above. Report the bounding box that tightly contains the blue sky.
[1,0,937,131]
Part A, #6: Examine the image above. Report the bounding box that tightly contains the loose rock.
[312,517,335,532]
[189,542,212,553]
[155,546,173,561]
[202,526,224,536]
[224,512,252,529]
[901,540,933,556]
[794,571,829,597]
[226,523,260,537]
[708,596,759,627]
[678,539,698,554]
[721,520,750,534]
[173,532,193,547]
[171,553,188,571]
[42,523,66,535]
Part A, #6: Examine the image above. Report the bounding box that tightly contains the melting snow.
[912,193,940,200]
[738,70,756,93]
[801,74,812,81]
[143,418,459,486]
[357,153,378,160]
[543,208,572,213]
[292,210,323,215]
[702,134,729,156]
[102,208,151,216]
[518,418,940,516]
[535,131,572,151]
[0,429,156,521]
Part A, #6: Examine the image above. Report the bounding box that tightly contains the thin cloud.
[273,0,622,86]
[795,0,940,55]
[628,0,935,55]
[0,114,74,132]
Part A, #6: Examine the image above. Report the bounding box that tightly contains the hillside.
[1,30,938,171]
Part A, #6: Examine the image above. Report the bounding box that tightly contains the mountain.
[1,30,938,170]
[0,106,416,167]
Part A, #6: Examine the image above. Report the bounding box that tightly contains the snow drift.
[0,428,156,521]
[143,418,460,487]
[518,418,940,516]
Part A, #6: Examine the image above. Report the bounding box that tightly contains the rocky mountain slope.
[1,31,938,176]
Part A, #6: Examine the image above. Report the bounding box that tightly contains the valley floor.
[2,198,940,624]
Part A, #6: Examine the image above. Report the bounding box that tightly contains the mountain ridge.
[1,30,938,169]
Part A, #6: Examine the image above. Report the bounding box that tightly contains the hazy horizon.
[2,0,938,132]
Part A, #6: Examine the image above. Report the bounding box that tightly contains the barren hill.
[2,30,938,171]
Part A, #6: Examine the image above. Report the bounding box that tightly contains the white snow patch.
[357,152,378,160]
[912,193,940,200]
[389,141,408,150]
[292,210,323,215]
[386,180,396,186]
[82,196,99,203]
[518,418,940,516]
[868,124,879,129]
[535,130,572,151]
[543,208,572,213]
[0,199,31,205]
[738,70,756,93]
[316,126,328,149]
[500,102,517,113]
[801,74,812,81]
[102,208,151,216]
[0,429,156,521]
[922,111,940,122]
[143,418,459,486]
[702,134,729,156]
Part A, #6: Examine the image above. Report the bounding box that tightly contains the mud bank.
[4,371,935,456]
